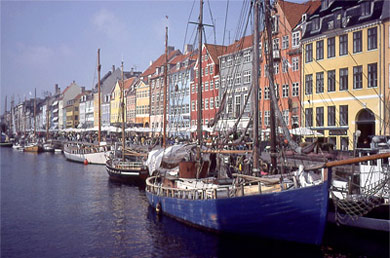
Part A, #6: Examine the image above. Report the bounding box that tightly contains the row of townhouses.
[2,0,389,150]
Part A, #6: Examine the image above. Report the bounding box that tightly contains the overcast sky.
[1,0,305,112]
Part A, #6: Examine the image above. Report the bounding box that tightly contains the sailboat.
[145,0,330,245]
[24,89,43,153]
[105,60,148,182]
[63,49,112,164]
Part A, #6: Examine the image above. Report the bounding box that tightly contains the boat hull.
[24,145,43,153]
[0,142,13,147]
[64,150,110,165]
[105,161,148,183]
[146,181,329,245]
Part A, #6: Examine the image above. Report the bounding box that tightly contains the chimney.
[130,67,134,76]
[167,46,174,54]
[149,60,153,66]
[81,87,85,93]
[55,84,59,95]
[184,44,193,54]
[112,65,115,72]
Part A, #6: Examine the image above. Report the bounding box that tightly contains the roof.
[204,44,227,65]
[141,49,182,77]
[220,35,253,57]
[278,0,321,29]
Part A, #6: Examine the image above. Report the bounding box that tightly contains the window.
[273,38,280,50]
[272,15,279,33]
[243,71,251,84]
[316,40,324,60]
[353,65,363,89]
[327,106,335,126]
[340,105,348,126]
[283,110,289,126]
[264,86,270,99]
[282,36,289,49]
[361,2,370,16]
[292,82,299,97]
[339,34,348,56]
[244,51,251,63]
[227,97,233,114]
[235,73,242,85]
[210,97,214,109]
[316,72,324,93]
[327,37,335,58]
[328,70,336,92]
[292,57,299,71]
[282,84,289,98]
[258,88,262,100]
[305,108,313,127]
[205,98,208,110]
[215,80,219,89]
[274,63,279,74]
[312,18,320,31]
[353,31,362,53]
[305,43,313,63]
[316,107,324,127]
[368,63,377,88]
[292,31,300,48]
[209,65,214,74]
[339,68,348,91]
[235,96,241,118]
[205,82,209,91]
[265,111,270,126]
[368,27,377,50]
[305,74,313,95]
[205,66,208,75]
[210,80,214,90]
[192,101,195,111]
[282,59,288,73]
[227,56,233,67]
[215,96,219,108]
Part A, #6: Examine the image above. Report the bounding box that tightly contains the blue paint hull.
[146,181,329,245]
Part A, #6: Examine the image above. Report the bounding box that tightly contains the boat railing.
[145,175,283,200]
[64,143,111,155]
[113,161,143,170]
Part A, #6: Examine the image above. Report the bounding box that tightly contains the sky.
[0,0,306,112]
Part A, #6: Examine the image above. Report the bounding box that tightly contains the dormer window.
[361,2,370,16]
[321,0,330,10]
[312,18,320,31]
[302,13,307,23]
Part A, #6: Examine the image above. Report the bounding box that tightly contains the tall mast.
[121,60,125,161]
[46,98,49,141]
[97,49,102,143]
[252,0,260,175]
[163,25,168,148]
[4,95,7,134]
[196,0,204,160]
[264,0,277,170]
[34,88,36,137]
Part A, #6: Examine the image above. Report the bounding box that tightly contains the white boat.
[54,149,62,153]
[63,142,112,165]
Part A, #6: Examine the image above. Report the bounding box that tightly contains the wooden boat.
[63,142,111,164]
[105,60,148,182]
[145,0,329,245]
[24,143,43,153]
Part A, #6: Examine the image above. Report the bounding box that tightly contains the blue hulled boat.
[146,170,330,245]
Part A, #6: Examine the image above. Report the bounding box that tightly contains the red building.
[191,43,226,136]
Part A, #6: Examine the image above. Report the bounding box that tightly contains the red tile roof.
[141,49,181,77]
[204,44,227,65]
[220,34,253,57]
[278,0,321,29]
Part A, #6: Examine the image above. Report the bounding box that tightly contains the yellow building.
[65,94,81,128]
[135,80,150,127]
[110,78,136,125]
[301,0,388,150]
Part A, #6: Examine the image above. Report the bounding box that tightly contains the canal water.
[1,148,388,257]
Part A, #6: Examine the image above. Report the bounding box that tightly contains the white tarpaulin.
[289,127,324,136]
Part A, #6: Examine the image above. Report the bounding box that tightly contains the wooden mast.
[121,60,125,161]
[97,49,102,143]
[34,88,36,137]
[196,0,204,160]
[163,25,168,148]
[46,98,49,141]
[252,0,260,175]
[264,0,277,171]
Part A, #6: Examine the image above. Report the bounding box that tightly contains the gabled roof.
[204,44,227,65]
[141,49,182,78]
[278,0,321,29]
